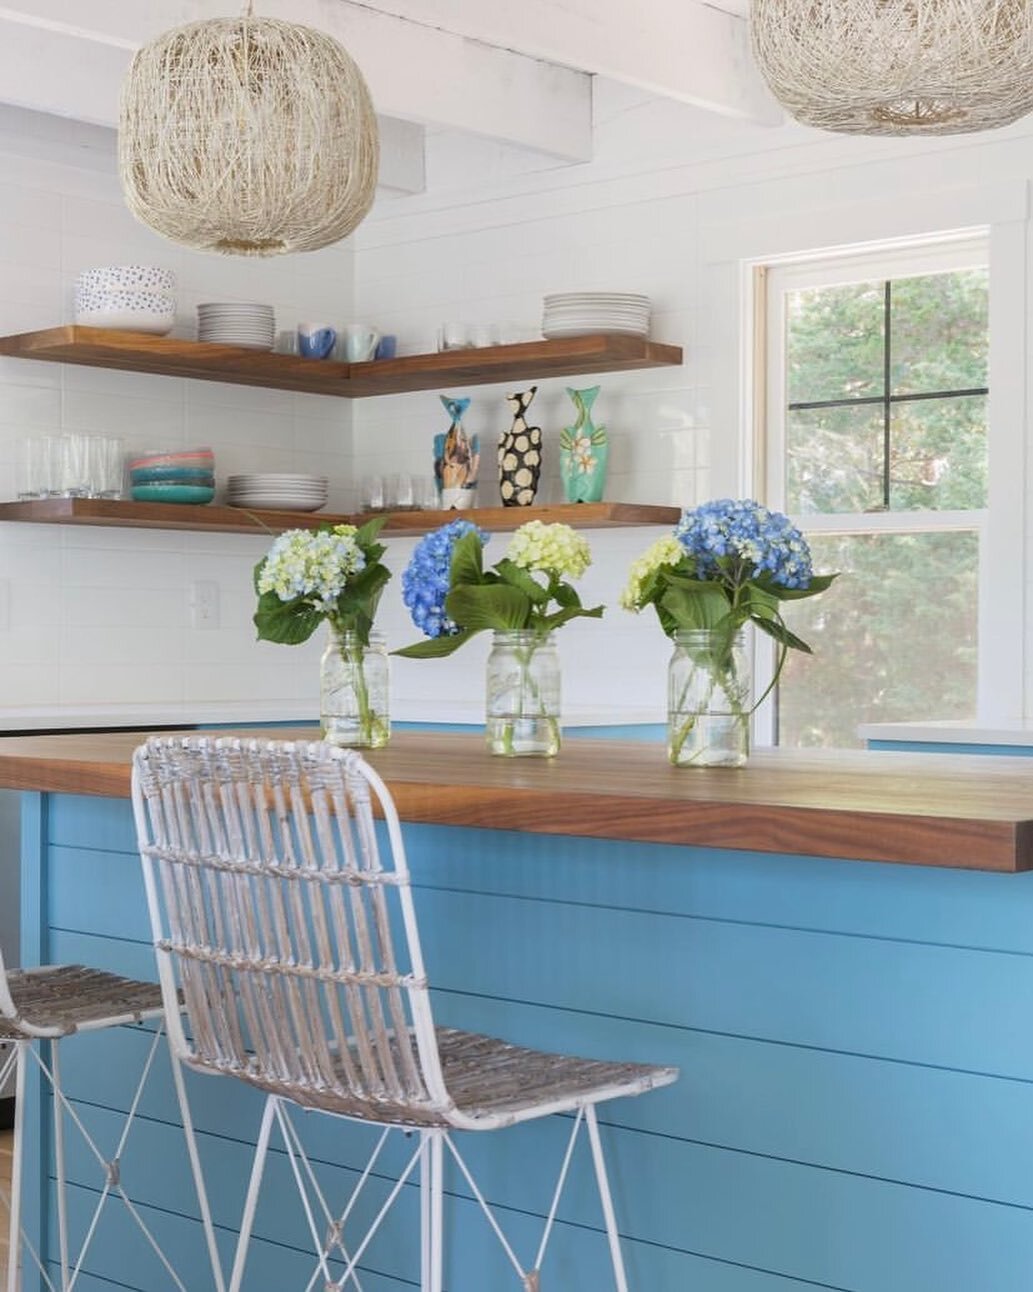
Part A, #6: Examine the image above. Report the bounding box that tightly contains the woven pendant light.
[119,12,379,256]
[750,0,1033,136]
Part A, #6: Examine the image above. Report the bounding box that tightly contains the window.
[760,238,989,747]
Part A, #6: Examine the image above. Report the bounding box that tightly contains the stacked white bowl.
[197,303,275,350]
[75,266,176,334]
[226,473,329,512]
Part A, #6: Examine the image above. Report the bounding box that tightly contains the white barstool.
[0,960,222,1292]
[131,735,678,1292]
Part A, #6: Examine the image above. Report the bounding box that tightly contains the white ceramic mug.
[343,324,380,362]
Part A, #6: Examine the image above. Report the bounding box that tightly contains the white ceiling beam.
[0,0,593,162]
[346,0,781,125]
[0,13,427,193]
[376,117,426,196]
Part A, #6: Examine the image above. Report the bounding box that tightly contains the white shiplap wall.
[1,80,1033,725]
[354,82,1033,724]
[0,105,354,719]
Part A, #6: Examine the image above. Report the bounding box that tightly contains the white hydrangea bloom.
[257,527,366,610]
[506,521,591,580]
[619,536,684,611]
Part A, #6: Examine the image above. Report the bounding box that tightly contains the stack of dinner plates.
[542,292,651,339]
[226,473,329,512]
[197,302,275,350]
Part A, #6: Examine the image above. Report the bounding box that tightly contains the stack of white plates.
[226,473,329,512]
[542,292,651,339]
[197,303,275,350]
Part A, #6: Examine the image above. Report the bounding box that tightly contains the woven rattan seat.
[232,1026,675,1126]
[132,736,679,1292]
[0,965,165,1038]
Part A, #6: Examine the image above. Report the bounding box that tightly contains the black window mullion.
[788,386,988,413]
[883,279,891,510]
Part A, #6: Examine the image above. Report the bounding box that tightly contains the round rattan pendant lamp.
[118,9,379,256]
[750,0,1033,137]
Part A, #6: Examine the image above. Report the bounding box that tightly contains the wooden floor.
[0,1128,10,1288]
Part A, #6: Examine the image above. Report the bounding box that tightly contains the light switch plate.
[189,580,219,630]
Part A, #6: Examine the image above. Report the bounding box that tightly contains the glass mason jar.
[667,628,751,768]
[320,626,390,748]
[485,630,561,757]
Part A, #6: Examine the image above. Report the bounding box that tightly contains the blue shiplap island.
[7,728,1033,1292]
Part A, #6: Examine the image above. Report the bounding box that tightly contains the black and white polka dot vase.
[498,385,542,507]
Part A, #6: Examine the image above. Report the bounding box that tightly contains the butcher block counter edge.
[1,728,1033,872]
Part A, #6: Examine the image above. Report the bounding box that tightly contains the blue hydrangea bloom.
[402,519,488,637]
[674,498,813,590]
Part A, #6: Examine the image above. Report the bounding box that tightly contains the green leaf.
[740,584,781,623]
[494,558,549,605]
[449,531,485,588]
[354,514,389,548]
[446,583,530,631]
[392,627,481,658]
[660,584,733,630]
[752,615,813,654]
[662,571,734,597]
[539,603,605,630]
[253,593,324,645]
[552,581,583,610]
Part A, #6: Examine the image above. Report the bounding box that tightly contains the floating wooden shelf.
[0,327,682,397]
[0,497,681,537]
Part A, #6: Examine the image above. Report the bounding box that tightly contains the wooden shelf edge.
[0,498,681,537]
[0,327,683,398]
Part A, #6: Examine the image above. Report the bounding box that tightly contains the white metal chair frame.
[131,735,678,1292]
[0,960,222,1292]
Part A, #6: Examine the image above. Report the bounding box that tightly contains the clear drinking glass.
[413,476,439,510]
[389,473,415,510]
[437,322,469,351]
[88,436,125,498]
[16,438,47,499]
[360,475,385,512]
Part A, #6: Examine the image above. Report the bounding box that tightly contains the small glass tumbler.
[88,436,125,498]
[437,322,469,351]
[388,473,415,510]
[413,476,439,510]
[45,435,89,498]
[16,437,48,499]
[360,475,385,512]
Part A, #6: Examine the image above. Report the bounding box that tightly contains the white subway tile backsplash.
[0,665,63,708]
[59,663,185,705]
[0,382,62,429]
[58,585,189,630]
[61,623,186,667]
[62,388,186,439]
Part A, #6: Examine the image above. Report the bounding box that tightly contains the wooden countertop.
[2,728,1033,872]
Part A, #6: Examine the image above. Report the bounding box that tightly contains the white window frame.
[755,235,990,745]
[703,182,1028,740]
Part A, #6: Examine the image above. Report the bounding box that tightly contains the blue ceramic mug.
[297,323,337,360]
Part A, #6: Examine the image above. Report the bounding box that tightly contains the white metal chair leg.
[584,1105,629,1292]
[7,1046,26,1292]
[428,1133,443,1292]
[419,1134,430,1292]
[168,1053,226,1292]
[50,1044,70,1292]
[228,1095,277,1292]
